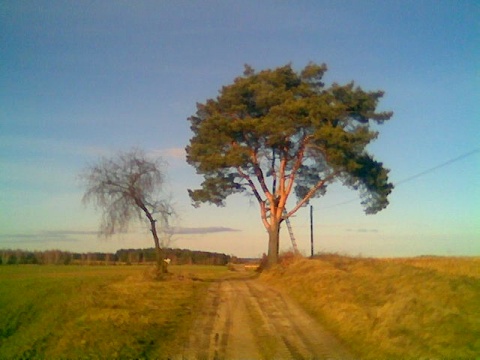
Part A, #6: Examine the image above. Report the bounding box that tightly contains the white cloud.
[0,231,83,244]
[171,226,241,235]
[148,147,186,160]
[346,228,379,233]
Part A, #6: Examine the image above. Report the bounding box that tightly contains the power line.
[394,148,479,186]
[320,198,357,209]
[318,148,480,210]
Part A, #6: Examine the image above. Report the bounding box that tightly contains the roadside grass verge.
[0,264,235,359]
[261,254,480,360]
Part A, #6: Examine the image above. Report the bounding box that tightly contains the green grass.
[0,264,236,359]
[261,254,480,360]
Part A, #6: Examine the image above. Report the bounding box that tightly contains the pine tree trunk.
[267,222,281,267]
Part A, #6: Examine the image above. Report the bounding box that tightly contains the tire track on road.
[181,278,354,359]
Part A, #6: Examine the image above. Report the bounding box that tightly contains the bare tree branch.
[80,148,174,277]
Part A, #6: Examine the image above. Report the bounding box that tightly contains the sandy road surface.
[181,278,354,360]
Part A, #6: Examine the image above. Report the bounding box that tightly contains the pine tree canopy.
[186,63,393,216]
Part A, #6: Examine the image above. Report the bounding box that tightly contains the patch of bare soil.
[180,278,354,359]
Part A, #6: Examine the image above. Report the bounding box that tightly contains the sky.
[1,0,479,258]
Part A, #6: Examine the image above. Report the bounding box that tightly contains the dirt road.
[181,278,355,360]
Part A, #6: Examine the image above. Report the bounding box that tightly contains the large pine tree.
[186,63,393,267]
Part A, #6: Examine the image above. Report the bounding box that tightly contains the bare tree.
[80,148,173,276]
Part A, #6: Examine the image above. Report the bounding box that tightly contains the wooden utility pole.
[310,205,314,257]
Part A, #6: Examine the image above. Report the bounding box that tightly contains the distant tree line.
[0,248,230,266]
[115,248,230,266]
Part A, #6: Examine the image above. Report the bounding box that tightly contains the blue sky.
[1,0,479,257]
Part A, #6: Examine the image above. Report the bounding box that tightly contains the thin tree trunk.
[136,197,168,277]
[149,218,167,276]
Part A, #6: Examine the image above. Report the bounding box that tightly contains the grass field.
[261,254,480,360]
[0,264,236,360]
[2,257,479,359]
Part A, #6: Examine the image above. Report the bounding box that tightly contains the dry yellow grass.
[388,256,480,278]
[261,254,480,359]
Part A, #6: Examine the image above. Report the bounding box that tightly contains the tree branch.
[283,136,310,207]
[286,171,339,218]
[271,148,277,195]
[251,150,272,201]
[236,166,270,229]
